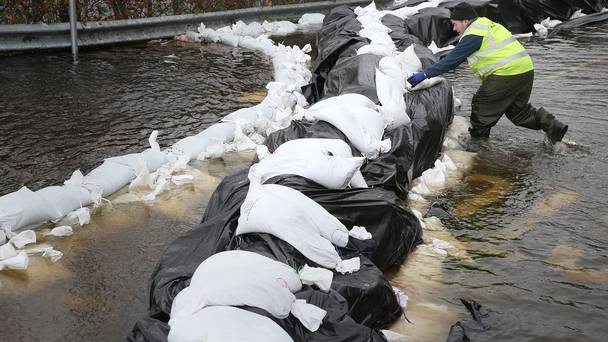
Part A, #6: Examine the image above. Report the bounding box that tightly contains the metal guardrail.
[0,0,377,52]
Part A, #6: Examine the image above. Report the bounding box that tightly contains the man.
[407,2,568,144]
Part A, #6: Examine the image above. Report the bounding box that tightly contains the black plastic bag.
[406,79,455,178]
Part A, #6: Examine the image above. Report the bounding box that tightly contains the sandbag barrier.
[128,0,608,339]
[387,0,608,46]
[0,14,326,271]
[128,2,479,341]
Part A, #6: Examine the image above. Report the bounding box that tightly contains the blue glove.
[407,71,426,88]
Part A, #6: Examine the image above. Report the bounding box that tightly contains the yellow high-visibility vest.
[461,17,534,80]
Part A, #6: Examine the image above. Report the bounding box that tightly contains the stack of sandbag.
[168,251,331,341]
[129,3,465,341]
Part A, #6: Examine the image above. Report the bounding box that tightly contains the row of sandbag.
[129,164,421,341]
[130,3,461,342]
[0,14,317,268]
[302,4,455,199]
[389,0,608,47]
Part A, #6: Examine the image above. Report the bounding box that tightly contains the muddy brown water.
[1,22,608,342]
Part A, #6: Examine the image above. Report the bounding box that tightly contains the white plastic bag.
[168,306,294,342]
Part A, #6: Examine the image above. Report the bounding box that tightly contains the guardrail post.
[69,0,78,61]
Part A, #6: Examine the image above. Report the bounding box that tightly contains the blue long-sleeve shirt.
[424,35,483,78]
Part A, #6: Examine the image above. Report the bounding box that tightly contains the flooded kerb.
[2,3,608,342]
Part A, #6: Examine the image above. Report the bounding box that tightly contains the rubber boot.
[536,107,568,144]
[547,120,568,144]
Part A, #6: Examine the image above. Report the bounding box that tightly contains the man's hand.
[407,72,426,87]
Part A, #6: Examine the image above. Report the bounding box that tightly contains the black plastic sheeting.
[128,167,420,341]
[446,299,493,342]
[303,6,368,102]
[389,0,608,45]
[548,10,608,36]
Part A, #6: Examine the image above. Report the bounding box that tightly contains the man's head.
[450,2,478,35]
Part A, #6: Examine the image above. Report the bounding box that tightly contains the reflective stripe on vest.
[462,17,533,79]
[468,36,517,64]
[476,50,529,77]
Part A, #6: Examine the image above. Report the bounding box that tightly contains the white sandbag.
[439,154,457,171]
[0,229,5,245]
[357,44,394,57]
[271,138,368,188]
[304,95,391,159]
[237,182,359,272]
[0,242,17,260]
[219,32,240,47]
[0,187,59,230]
[395,45,422,74]
[387,5,419,19]
[200,28,220,43]
[272,45,312,87]
[9,230,36,248]
[411,180,430,195]
[297,13,325,30]
[239,35,277,54]
[534,24,548,37]
[540,17,562,29]
[420,166,446,189]
[0,251,29,271]
[232,20,265,37]
[249,152,365,189]
[238,181,349,247]
[262,20,298,36]
[36,185,92,218]
[168,306,294,342]
[83,160,135,197]
[274,138,354,157]
[106,149,168,174]
[379,56,407,90]
[376,68,410,130]
[171,250,326,332]
[171,122,235,160]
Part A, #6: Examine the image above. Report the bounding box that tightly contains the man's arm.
[424,35,483,78]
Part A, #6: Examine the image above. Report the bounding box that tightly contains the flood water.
[1,22,608,342]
